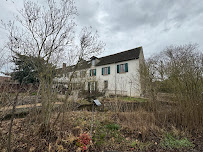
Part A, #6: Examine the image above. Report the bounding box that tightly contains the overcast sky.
[0,0,203,63]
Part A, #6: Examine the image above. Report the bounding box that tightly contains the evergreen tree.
[12,53,56,84]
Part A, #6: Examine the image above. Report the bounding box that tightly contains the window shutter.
[90,70,91,76]
[117,65,119,73]
[125,63,128,72]
[108,67,110,74]
[102,68,103,75]
[95,69,96,76]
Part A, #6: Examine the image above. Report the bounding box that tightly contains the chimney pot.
[63,63,66,69]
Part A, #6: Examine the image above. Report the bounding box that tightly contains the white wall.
[54,58,142,97]
[89,58,141,97]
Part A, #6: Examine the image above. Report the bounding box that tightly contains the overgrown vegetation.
[0,0,104,151]
[0,0,202,151]
[118,96,148,102]
[0,110,198,151]
[11,53,56,84]
[131,140,152,151]
[140,44,203,132]
[160,133,194,149]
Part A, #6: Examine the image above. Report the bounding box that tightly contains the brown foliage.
[140,44,203,132]
[114,109,159,141]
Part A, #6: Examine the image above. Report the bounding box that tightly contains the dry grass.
[0,109,200,151]
[113,109,160,141]
[0,93,202,151]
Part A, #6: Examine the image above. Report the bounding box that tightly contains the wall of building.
[54,57,143,97]
[88,58,141,97]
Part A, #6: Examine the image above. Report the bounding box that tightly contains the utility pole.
[129,80,133,97]
[115,62,117,95]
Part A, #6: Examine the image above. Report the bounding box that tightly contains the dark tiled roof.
[58,60,91,73]
[75,60,91,70]
[0,76,11,82]
[58,47,142,72]
[96,47,142,66]
[90,56,98,60]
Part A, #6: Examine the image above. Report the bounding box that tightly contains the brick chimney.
[62,63,66,70]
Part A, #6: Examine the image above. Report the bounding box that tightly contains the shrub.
[105,123,120,131]
[160,133,194,149]
[76,133,91,151]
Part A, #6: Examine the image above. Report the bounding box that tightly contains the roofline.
[57,46,143,70]
[98,46,142,60]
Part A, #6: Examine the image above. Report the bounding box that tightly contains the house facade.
[54,46,144,97]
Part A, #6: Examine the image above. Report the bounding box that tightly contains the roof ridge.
[98,46,142,59]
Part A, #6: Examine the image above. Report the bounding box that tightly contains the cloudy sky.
[75,0,203,58]
[0,0,203,61]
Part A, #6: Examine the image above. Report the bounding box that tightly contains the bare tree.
[140,44,203,130]
[0,48,5,71]
[1,0,77,131]
[54,27,105,129]
[1,1,105,150]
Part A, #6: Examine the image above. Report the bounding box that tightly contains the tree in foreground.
[1,1,104,150]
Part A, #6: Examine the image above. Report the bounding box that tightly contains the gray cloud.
[1,0,203,62]
[75,0,203,58]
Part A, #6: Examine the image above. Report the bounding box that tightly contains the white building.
[55,46,144,97]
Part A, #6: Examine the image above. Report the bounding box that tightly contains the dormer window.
[92,60,95,66]
[90,56,99,66]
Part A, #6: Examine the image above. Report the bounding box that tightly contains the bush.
[76,133,91,151]
[160,133,194,149]
[105,123,120,131]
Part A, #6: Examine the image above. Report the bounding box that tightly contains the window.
[102,67,110,75]
[88,81,97,92]
[92,60,95,66]
[72,72,77,78]
[65,73,69,77]
[104,80,108,89]
[117,63,128,73]
[120,64,125,73]
[90,69,96,76]
[80,71,86,78]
